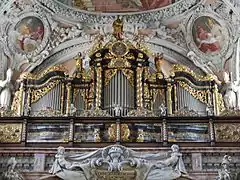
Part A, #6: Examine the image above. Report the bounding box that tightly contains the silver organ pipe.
[153,90,165,111]
[104,71,134,116]
[74,90,84,116]
[30,83,62,115]
[176,83,207,116]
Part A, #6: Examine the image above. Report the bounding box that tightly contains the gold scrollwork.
[82,68,93,81]
[108,58,131,69]
[215,124,240,142]
[122,69,134,87]
[0,123,22,143]
[217,92,225,113]
[11,90,21,114]
[104,69,135,87]
[31,80,60,103]
[89,35,105,55]
[178,81,210,105]
[20,64,68,80]
[108,124,130,142]
[104,69,117,86]
[171,64,215,81]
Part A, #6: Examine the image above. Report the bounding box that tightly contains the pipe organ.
[11,19,223,118]
[12,56,221,117]
[30,83,62,115]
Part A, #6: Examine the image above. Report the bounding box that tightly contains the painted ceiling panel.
[58,0,177,12]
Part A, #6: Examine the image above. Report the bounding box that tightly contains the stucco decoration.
[186,6,232,69]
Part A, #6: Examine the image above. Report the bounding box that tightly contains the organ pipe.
[30,83,62,115]
[103,71,134,116]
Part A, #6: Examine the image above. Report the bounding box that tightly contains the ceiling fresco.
[57,0,177,12]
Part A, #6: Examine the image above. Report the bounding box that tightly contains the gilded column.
[213,83,219,116]
[167,81,173,115]
[173,84,177,113]
[26,88,31,115]
[95,66,102,108]
[66,82,72,115]
[162,119,168,146]
[209,119,215,146]
[116,119,121,143]
[136,67,143,108]
[69,119,74,143]
[21,119,27,143]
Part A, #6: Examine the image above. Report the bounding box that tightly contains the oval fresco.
[192,16,226,54]
[12,16,44,53]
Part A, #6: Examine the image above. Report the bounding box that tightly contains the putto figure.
[217,155,233,180]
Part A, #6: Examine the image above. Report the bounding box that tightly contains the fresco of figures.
[192,16,225,54]
[12,16,44,53]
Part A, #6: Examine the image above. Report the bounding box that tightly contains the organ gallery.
[0,0,240,179]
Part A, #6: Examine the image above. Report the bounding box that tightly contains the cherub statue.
[49,146,75,174]
[147,144,187,179]
[156,144,187,173]
[221,71,240,110]
[49,146,86,180]
[70,103,77,116]
[113,104,122,117]
[158,103,167,116]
